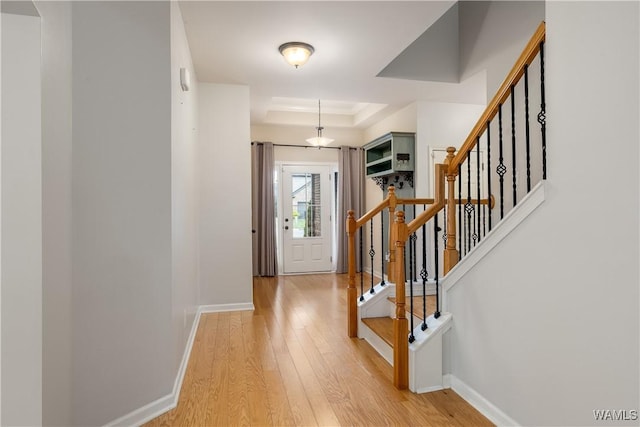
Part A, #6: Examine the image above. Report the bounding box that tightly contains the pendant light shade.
[279,42,314,68]
[306,100,334,147]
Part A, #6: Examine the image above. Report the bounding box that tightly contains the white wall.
[446,2,639,425]
[415,101,485,198]
[199,83,253,306]
[170,0,200,379]
[71,2,174,425]
[36,2,73,425]
[0,11,42,426]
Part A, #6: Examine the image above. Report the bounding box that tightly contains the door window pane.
[291,173,321,238]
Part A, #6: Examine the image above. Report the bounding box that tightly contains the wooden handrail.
[396,198,435,205]
[450,21,546,173]
[354,186,397,229]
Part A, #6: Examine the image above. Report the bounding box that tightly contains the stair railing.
[347,21,546,390]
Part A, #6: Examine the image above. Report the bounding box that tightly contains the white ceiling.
[179,1,486,130]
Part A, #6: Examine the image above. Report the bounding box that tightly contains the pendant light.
[306,100,334,147]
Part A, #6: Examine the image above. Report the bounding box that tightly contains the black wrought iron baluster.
[404,239,414,343]
[458,164,462,256]
[420,205,428,331]
[408,226,415,343]
[482,204,486,237]
[524,64,532,192]
[539,41,547,180]
[380,211,385,286]
[359,227,364,301]
[412,205,417,284]
[511,85,517,207]
[433,213,441,319]
[443,204,448,249]
[497,104,506,219]
[369,219,375,294]
[465,151,473,252]
[486,121,492,231]
[476,137,481,244]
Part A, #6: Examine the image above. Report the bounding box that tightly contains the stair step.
[361,317,395,347]
[388,295,437,321]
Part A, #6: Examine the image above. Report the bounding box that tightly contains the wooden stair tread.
[361,317,394,347]
[388,295,437,320]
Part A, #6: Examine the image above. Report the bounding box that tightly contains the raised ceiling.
[179,1,486,130]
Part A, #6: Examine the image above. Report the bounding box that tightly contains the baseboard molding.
[200,302,255,313]
[103,301,254,427]
[450,375,520,427]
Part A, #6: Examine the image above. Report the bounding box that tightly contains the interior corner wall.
[170,0,200,377]
[415,101,485,198]
[37,1,73,425]
[71,2,173,425]
[1,11,42,426]
[459,1,545,99]
[198,83,253,306]
[446,2,639,425]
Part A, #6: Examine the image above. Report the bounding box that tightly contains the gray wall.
[198,83,253,306]
[459,1,545,100]
[447,2,639,425]
[170,0,200,377]
[71,2,173,425]
[1,11,42,426]
[38,2,73,425]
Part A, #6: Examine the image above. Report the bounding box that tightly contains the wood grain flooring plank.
[204,359,229,426]
[143,274,493,427]
[285,339,341,427]
[273,349,318,426]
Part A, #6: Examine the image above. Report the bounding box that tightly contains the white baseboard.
[200,302,255,313]
[450,375,520,427]
[103,301,254,427]
[415,384,445,393]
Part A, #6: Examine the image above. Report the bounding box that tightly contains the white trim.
[103,302,254,427]
[443,373,452,389]
[415,384,445,394]
[358,321,393,365]
[450,375,521,427]
[199,302,255,313]
[442,181,545,305]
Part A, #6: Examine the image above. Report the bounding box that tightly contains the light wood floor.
[144,274,493,427]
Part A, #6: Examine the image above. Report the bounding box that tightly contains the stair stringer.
[408,312,453,393]
[357,282,395,364]
[441,181,546,311]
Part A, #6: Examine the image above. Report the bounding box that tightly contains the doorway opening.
[276,163,337,274]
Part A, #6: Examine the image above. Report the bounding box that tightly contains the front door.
[281,165,333,273]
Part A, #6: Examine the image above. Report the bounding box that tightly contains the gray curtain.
[336,146,364,273]
[251,142,278,276]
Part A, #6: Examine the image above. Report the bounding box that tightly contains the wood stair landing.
[362,296,437,348]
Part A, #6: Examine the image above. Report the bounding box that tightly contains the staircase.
[346,21,547,393]
[357,281,453,393]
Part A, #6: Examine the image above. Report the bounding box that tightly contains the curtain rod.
[251,142,361,150]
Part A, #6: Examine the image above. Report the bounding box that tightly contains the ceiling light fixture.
[306,100,334,147]
[278,42,314,69]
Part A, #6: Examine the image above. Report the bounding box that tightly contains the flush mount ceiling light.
[306,100,334,147]
[278,42,314,69]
